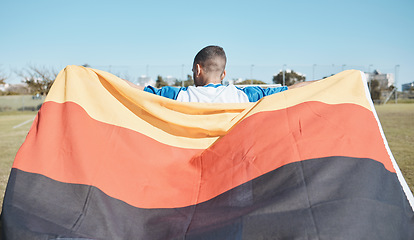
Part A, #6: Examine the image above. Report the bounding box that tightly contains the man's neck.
[197,79,221,87]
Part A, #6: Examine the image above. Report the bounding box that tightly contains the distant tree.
[369,79,380,101]
[273,70,305,86]
[0,65,7,84]
[155,75,168,88]
[235,79,266,85]
[174,74,194,87]
[4,84,30,95]
[82,63,91,68]
[17,66,57,95]
[185,74,194,87]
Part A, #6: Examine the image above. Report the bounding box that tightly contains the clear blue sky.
[1,0,413,87]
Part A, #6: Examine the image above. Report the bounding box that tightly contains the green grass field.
[375,104,414,192]
[0,111,36,207]
[0,104,413,209]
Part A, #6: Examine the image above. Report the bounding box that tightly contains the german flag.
[2,66,413,239]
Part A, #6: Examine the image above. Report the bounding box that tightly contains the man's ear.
[220,70,226,80]
[196,64,202,77]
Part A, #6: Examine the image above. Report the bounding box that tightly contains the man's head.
[192,45,227,86]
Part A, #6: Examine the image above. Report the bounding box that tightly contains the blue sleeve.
[240,86,288,102]
[143,86,183,100]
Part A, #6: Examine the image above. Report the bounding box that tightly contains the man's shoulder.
[143,85,183,99]
[236,85,288,102]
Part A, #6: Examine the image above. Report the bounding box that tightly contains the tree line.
[1,66,307,95]
[0,65,386,101]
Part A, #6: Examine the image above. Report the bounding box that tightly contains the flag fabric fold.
[1,66,413,239]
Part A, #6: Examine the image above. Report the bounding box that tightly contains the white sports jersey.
[176,85,249,103]
[144,84,288,103]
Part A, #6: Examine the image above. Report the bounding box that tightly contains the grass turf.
[0,111,36,206]
[375,104,414,193]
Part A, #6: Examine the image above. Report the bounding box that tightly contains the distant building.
[165,76,177,86]
[223,78,243,85]
[222,79,233,85]
[402,82,414,91]
[137,75,154,87]
[365,70,394,89]
[0,83,10,92]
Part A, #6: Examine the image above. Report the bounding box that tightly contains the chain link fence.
[0,95,45,112]
[1,64,408,111]
[93,64,400,85]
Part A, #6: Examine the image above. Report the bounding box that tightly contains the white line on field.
[13,117,35,129]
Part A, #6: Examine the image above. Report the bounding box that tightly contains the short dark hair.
[193,45,226,74]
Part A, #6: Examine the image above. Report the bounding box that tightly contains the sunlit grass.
[0,111,36,207]
[375,103,414,192]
